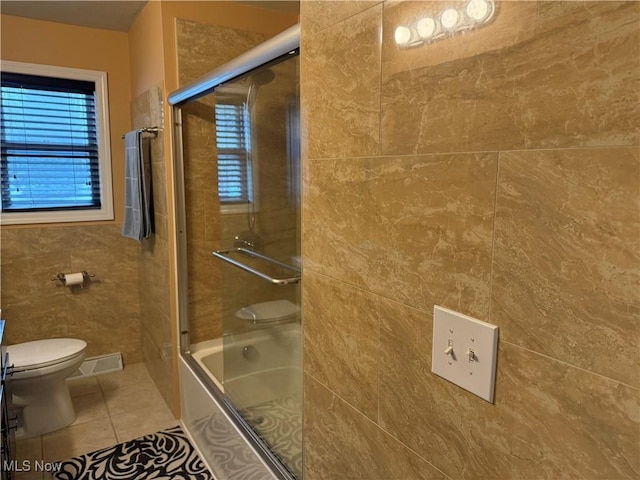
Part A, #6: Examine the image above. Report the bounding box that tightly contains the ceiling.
[0,1,299,32]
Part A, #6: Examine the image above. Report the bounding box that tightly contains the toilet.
[235,299,300,324]
[7,338,87,438]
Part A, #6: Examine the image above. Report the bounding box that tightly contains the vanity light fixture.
[416,17,437,39]
[440,8,461,30]
[394,25,413,46]
[466,0,493,22]
[394,0,496,48]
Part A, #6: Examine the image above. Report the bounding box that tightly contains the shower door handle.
[212,248,301,286]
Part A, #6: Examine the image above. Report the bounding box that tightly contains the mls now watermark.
[3,460,62,472]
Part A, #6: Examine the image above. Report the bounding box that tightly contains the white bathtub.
[190,323,302,409]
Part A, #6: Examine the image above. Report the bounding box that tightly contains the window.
[0,61,113,225]
[214,91,255,214]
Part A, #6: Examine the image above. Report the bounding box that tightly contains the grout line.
[307,144,637,162]
[305,372,453,480]
[305,268,432,316]
[98,380,121,444]
[376,294,381,426]
[377,2,385,159]
[303,1,385,39]
[97,370,147,444]
[500,339,640,392]
[306,268,637,390]
[487,152,502,324]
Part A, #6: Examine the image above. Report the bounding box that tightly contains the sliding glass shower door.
[176,47,301,478]
[216,54,301,478]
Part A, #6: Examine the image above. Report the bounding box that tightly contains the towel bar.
[212,248,301,286]
[121,126,160,139]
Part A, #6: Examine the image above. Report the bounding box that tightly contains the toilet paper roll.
[64,272,85,286]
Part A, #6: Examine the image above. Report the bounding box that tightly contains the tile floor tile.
[102,381,167,416]
[14,436,44,480]
[98,362,153,391]
[71,392,109,426]
[15,470,43,480]
[42,418,117,462]
[111,406,178,443]
[66,377,101,398]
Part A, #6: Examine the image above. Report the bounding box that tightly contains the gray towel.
[122,130,152,241]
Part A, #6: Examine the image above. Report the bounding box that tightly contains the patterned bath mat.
[53,425,213,480]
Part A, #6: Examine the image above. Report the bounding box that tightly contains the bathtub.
[190,323,302,410]
[181,322,303,479]
[187,322,303,478]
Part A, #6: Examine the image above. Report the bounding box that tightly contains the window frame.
[214,86,259,216]
[0,60,113,225]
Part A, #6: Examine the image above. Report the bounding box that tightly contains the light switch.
[432,306,499,403]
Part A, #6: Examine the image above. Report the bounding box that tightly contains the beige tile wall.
[130,83,175,411]
[301,1,639,479]
[0,225,142,362]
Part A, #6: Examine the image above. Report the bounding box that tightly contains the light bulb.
[466,0,492,22]
[441,8,460,30]
[416,17,436,39]
[394,25,412,45]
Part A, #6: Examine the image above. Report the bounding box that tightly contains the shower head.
[246,69,275,107]
[252,69,275,86]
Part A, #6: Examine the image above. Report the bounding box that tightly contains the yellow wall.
[0,14,132,226]
[128,1,165,98]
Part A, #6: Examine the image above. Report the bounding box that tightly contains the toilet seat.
[8,338,87,372]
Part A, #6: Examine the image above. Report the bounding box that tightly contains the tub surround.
[301,1,639,479]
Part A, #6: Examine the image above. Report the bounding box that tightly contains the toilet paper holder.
[51,271,95,285]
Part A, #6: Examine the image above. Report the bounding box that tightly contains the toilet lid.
[7,338,87,369]
[235,300,300,322]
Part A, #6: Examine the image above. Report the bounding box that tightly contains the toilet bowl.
[7,338,86,438]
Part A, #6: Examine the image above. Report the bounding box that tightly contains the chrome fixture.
[212,248,301,286]
[120,126,160,139]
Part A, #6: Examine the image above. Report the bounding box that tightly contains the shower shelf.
[212,248,301,286]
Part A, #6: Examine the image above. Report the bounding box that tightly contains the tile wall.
[300,1,639,478]
[130,83,175,411]
[0,225,142,362]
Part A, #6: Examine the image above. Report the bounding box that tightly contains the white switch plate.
[432,306,499,403]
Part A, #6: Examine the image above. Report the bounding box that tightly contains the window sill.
[0,207,114,226]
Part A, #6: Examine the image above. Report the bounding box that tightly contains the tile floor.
[13,363,178,480]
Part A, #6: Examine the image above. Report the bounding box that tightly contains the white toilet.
[7,338,87,438]
[235,299,300,324]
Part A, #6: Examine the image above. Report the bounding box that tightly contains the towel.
[122,130,152,241]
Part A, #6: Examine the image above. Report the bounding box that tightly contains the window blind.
[214,100,252,204]
[0,72,101,212]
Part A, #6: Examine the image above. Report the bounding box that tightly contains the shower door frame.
[169,24,301,480]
